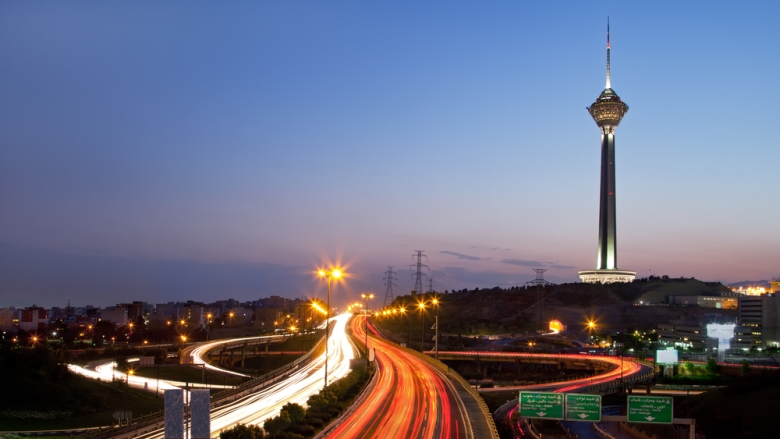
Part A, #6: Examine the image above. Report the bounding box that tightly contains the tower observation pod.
[578,20,636,284]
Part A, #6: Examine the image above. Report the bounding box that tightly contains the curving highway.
[470,350,654,437]
[431,351,651,393]
[73,314,358,439]
[326,316,470,439]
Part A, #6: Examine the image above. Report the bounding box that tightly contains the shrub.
[219,423,265,439]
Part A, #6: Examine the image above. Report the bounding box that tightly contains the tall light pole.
[398,306,408,348]
[361,293,374,359]
[418,302,426,353]
[432,298,440,360]
[318,268,342,389]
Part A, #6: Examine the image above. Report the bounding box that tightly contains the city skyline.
[2,2,779,308]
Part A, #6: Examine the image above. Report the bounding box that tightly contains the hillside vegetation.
[386,278,732,335]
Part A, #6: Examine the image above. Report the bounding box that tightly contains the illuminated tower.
[579,20,635,284]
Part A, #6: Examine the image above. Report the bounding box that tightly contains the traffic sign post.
[519,391,564,420]
[565,394,602,422]
[627,396,673,424]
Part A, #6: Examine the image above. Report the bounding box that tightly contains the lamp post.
[361,293,374,359]
[432,298,440,360]
[290,325,299,352]
[418,302,426,353]
[229,312,234,328]
[318,268,342,389]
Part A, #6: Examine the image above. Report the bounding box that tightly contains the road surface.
[325,316,470,439]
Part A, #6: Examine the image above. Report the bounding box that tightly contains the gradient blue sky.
[1,2,778,308]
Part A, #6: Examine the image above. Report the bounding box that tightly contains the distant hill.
[728,280,770,288]
[387,278,733,335]
[634,278,732,304]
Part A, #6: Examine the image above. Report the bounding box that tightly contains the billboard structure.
[707,323,735,362]
[656,348,678,365]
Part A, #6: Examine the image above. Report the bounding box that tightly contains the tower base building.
[578,270,635,284]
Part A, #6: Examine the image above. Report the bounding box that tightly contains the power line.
[410,250,429,295]
[383,266,397,308]
[525,268,554,332]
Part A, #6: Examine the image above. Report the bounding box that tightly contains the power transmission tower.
[383,266,397,308]
[525,268,554,333]
[410,250,429,295]
[427,278,436,294]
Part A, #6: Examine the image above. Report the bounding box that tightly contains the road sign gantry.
[519,392,564,420]
[627,396,673,424]
[565,394,602,422]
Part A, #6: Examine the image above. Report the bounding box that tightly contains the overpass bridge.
[181,334,287,369]
[427,350,657,396]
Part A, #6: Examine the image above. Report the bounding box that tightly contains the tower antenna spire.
[605,17,611,89]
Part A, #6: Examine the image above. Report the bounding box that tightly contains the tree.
[263,410,291,436]
[280,403,305,423]
[706,357,719,374]
[219,423,265,439]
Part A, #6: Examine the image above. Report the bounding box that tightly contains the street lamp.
[229,312,234,328]
[432,298,440,360]
[398,306,409,348]
[418,302,426,353]
[361,293,375,359]
[318,268,343,389]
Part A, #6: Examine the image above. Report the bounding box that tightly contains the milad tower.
[578,21,636,284]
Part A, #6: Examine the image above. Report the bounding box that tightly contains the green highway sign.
[519,391,564,420]
[627,396,673,424]
[565,394,602,422]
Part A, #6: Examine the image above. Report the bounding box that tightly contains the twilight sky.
[1,2,778,308]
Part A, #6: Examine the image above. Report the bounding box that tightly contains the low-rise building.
[657,320,705,349]
[254,307,282,329]
[670,295,737,309]
[100,306,128,326]
[0,308,17,331]
[20,306,48,331]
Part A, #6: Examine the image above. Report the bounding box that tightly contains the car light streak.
[186,335,286,378]
[326,316,466,439]
[95,314,357,439]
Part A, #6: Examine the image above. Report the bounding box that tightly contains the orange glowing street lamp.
[360,293,375,358]
[318,267,344,389]
[418,302,427,353]
[431,297,441,360]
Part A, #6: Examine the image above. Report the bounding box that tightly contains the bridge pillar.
[241,344,247,368]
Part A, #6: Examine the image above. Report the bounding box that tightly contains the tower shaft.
[597,130,617,270]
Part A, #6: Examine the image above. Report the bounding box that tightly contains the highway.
[325,316,470,439]
[476,351,653,438]
[432,351,650,393]
[185,334,286,378]
[73,314,358,439]
[69,334,289,393]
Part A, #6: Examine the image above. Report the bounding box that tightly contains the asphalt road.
[326,316,470,439]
